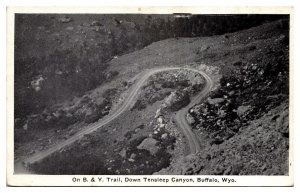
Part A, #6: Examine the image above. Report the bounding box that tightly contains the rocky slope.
[158,101,289,175]
[17,18,289,175]
[158,19,289,175]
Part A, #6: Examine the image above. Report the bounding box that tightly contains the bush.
[131,99,147,111]
[102,88,118,100]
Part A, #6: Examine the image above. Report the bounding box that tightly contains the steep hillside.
[15,17,289,175]
[14,14,284,119]
[158,19,289,175]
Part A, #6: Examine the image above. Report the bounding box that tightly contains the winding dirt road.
[174,70,213,154]
[22,67,213,166]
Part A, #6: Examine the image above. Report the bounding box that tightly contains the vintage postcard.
[6,6,294,186]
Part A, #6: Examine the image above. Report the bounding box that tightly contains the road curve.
[22,67,213,166]
[174,70,213,154]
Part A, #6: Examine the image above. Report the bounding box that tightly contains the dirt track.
[22,67,213,166]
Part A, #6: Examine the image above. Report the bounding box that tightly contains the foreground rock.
[137,138,159,155]
[158,101,289,175]
[163,90,190,111]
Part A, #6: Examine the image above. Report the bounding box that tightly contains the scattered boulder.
[164,91,190,111]
[228,91,235,96]
[161,133,168,139]
[31,76,44,92]
[23,123,28,130]
[134,127,141,133]
[58,16,72,23]
[157,117,163,124]
[186,113,195,124]
[128,153,136,162]
[119,148,126,158]
[91,20,102,26]
[137,138,158,155]
[159,124,165,129]
[105,71,119,80]
[130,153,136,159]
[208,98,225,105]
[236,105,251,117]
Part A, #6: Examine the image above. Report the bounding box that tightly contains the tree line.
[14,14,288,120]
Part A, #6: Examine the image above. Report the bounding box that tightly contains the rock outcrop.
[137,138,159,155]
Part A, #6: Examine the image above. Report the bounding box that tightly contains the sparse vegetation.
[131,70,204,111]
[190,25,289,145]
[15,15,289,175]
[29,122,176,175]
[15,14,285,120]
[158,19,289,175]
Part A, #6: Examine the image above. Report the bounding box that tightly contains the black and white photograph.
[6,6,294,186]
